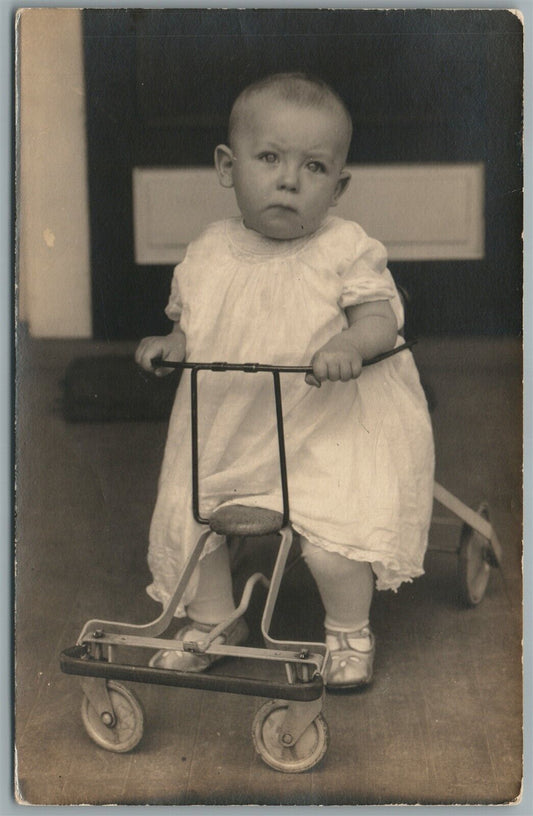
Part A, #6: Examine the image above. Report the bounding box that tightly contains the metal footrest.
[60,645,324,701]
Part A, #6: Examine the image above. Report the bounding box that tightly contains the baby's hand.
[306,334,363,388]
[135,332,186,377]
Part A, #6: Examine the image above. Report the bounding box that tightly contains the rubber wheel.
[457,503,491,607]
[252,699,329,773]
[81,680,144,753]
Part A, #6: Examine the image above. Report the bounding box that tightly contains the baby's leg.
[187,542,236,624]
[300,539,375,688]
[149,543,248,671]
[300,539,373,630]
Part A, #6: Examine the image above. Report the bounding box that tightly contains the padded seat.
[209,504,285,537]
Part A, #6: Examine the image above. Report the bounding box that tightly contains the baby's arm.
[306,300,397,387]
[135,321,186,377]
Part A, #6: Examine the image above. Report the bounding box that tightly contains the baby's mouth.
[266,204,298,214]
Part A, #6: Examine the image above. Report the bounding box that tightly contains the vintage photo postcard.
[14,7,523,806]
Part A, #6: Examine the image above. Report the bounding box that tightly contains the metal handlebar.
[150,340,417,373]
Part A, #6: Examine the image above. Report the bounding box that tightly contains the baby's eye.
[306,161,326,174]
[259,152,279,164]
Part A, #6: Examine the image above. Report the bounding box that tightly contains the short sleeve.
[165,264,183,322]
[338,225,404,330]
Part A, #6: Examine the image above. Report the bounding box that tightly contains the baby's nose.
[277,162,300,192]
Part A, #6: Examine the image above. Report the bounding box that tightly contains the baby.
[136,73,434,688]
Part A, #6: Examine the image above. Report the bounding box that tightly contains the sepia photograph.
[14,7,523,806]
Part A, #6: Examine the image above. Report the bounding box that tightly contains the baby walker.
[60,342,502,772]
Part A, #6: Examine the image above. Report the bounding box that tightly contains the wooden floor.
[15,337,522,805]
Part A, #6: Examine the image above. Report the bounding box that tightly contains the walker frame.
[60,342,502,772]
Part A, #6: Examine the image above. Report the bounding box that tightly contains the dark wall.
[83,9,522,340]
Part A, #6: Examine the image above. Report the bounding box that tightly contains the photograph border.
[8,1,531,813]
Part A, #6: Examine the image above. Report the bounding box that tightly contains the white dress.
[147,216,435,613]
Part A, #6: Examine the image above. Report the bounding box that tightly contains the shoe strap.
[188,620,217,634]
[187,617,242,640]
[325,625,372,640]
[325,626,374,652]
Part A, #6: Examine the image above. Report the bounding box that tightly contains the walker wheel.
[457,503,492,607]
[81,680,144,753]
[252,699,329,773]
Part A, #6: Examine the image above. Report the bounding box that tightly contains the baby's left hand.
[306,334,363,387]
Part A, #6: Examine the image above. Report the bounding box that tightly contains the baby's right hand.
[135,332,186,377]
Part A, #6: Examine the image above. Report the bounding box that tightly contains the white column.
[17,8,92,338]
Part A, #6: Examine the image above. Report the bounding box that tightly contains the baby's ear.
[330,169,351,206]
[214,145,235,188]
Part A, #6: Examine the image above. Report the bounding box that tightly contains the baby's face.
[222,96,351,240]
